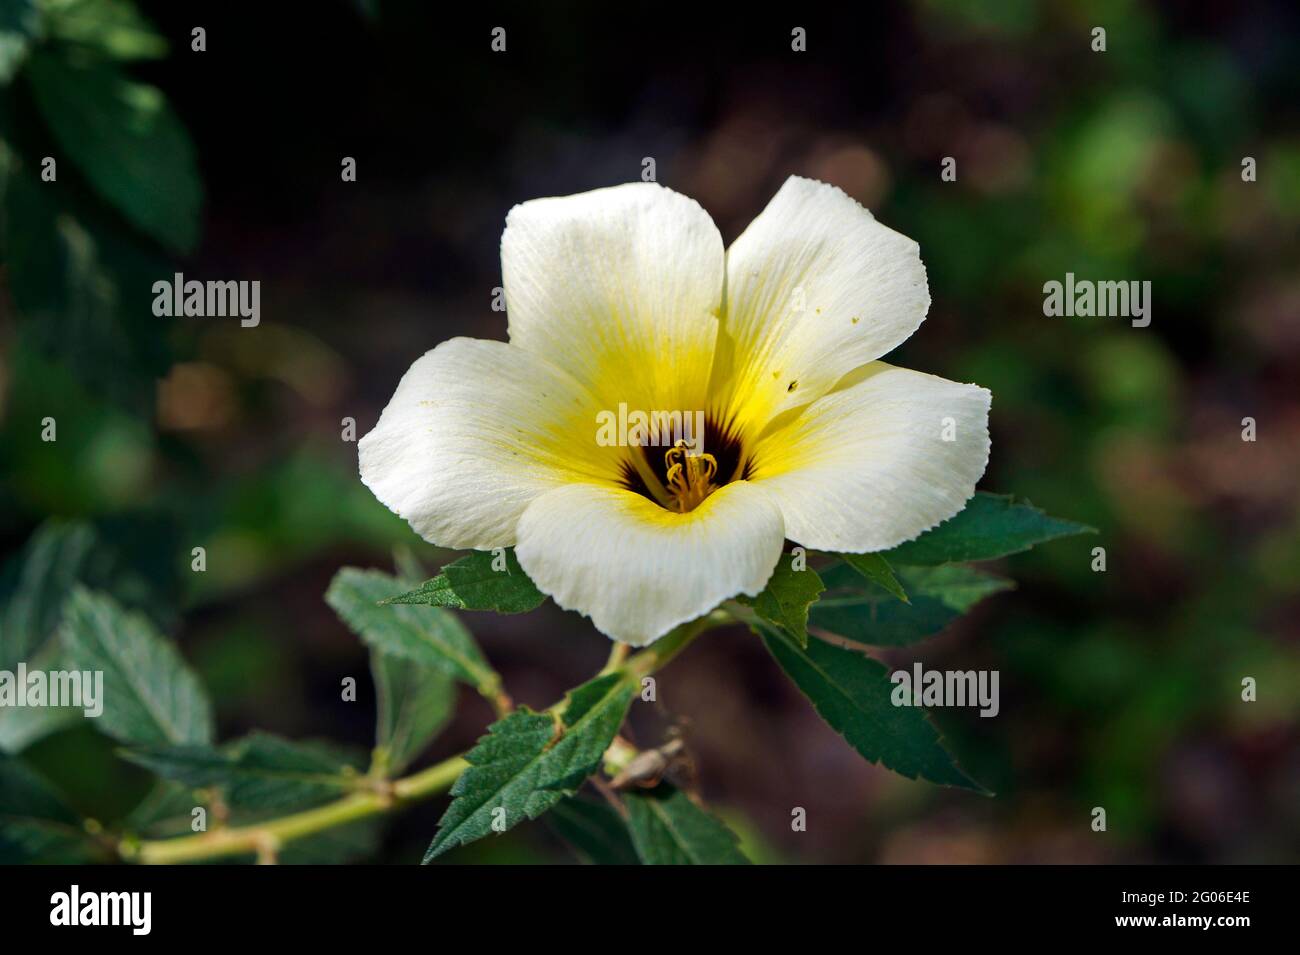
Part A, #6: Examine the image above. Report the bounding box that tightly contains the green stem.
[480,674,514,718]
[127,755,468,865]
[600,642,630,674]
[628,610,729,677]
[125,610,733,865]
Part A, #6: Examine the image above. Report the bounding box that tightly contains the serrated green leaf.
[0,640,82,753]
[883,492,1094,565]
[0,755,97,863]
[25,51,201,253]
[424,672,635,861]
[368,564,458,775]
[623,785,749,865]
[209,733,360,814]
[0,523,96,752]
[372,647,455,776]
[546,795,640,865]
[811,564,1013,646]
[837,552,908,602]
[0,522,99,670]
[122,780,208,840]
[424,710,553,861]
[123,732,356,813]
[0,520,180,752]
[382,549,546,614]
[758,624,983,791]
[326,567,497,694]
[904,564,1016,612]
[736,553,824,647]
[59,587,212,747]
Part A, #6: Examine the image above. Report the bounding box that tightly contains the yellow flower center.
[618,420,747,514]
[664,442,719,513]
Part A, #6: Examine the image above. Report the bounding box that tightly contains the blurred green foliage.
[1,0,197,413]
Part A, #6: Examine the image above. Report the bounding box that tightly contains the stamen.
[663,440,719,513]
[618,415,746,512]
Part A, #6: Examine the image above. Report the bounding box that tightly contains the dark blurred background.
[1,0,1298,863]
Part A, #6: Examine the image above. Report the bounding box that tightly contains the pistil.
[664,441,719,512]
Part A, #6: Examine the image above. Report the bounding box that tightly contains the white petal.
[515,481,785,646]
[358,337,620,550]
[502,182,724,414]
[718,176,930,435]
[749,363,990,552]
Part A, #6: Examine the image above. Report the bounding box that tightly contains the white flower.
[360,177,990,645]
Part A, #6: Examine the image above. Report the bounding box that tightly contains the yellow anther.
[663,441,719,513]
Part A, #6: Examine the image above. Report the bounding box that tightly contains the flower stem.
[601,643,630,673]
[628,609,728,677]
[124,610,733,865]
[126,755,469,865]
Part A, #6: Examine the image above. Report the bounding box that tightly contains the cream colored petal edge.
[718,176,930,435]
[750,362,991,553]
[358,337,619,551]
[502,181,724,415]
[515,481,785,646]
